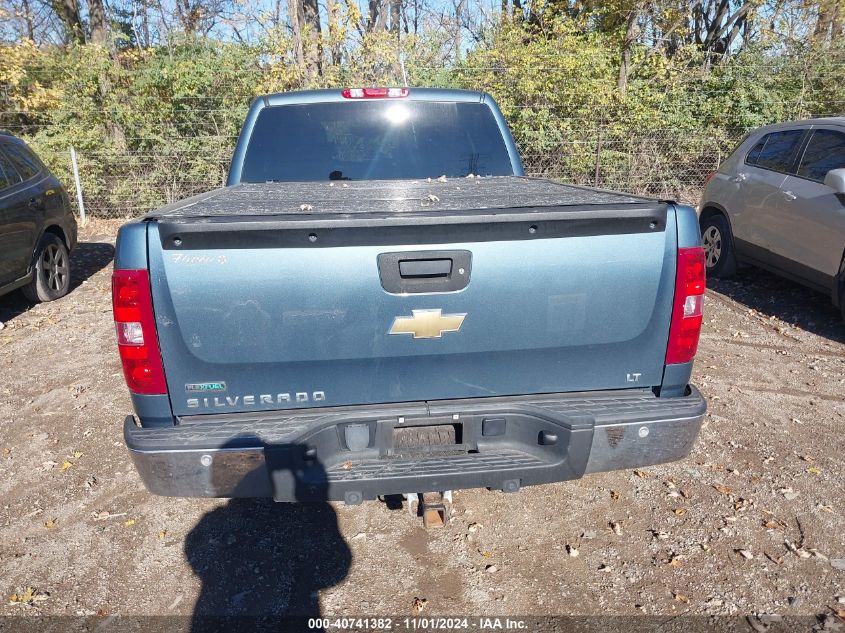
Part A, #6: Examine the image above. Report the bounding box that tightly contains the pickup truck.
[114,88,707,512]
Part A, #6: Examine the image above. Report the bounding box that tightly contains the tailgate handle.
[378,250,472,294]
[399,258,452,278]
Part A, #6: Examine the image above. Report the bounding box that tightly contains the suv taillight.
[665,247,705,365]
[112,269,167,394]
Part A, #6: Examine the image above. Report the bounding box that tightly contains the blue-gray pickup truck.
[114,88,707,513]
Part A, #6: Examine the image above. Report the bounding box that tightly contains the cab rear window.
[239,101,514,182]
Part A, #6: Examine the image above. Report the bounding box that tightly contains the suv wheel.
[700,214,736,278]
[22,233,71,302]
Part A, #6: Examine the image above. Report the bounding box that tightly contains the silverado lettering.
[186,391,327,408]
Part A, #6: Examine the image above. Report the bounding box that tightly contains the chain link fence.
[15,119,745,218]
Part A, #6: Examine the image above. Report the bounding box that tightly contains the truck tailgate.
[145,179,678,417]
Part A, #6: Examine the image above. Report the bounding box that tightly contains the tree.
[50,0,85,43]
[88,0,109,44]
[693,0,753,65]
[814,0,844,42]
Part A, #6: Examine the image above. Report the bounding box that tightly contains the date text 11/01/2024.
[307,618,529,630]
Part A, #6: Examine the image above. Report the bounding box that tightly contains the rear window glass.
[0,148,23,191]
[749,130,805,172]
[797,129,845,182]
[3,142,41,180]
[745,137,766,165]
[239,101,514,182]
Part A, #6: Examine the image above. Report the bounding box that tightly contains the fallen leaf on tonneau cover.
[807,467,821,475]
[72,451,82,459]
[674,593,689,603]
[342,461,353,470]
[43,519,57,529]
[668,558,683,568]
[610,490,620,500]
[412,597,427,613]
[634,470,651,479]
[123,519,135,527]
[674,508,687,516]
[61,461,72,471]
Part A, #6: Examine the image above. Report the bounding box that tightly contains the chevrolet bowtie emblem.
[389,309,467,339]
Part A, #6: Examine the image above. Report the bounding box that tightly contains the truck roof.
[147,177,659,222]
[259,87,486,107]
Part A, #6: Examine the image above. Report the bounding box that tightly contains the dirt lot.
[1,220,844,627]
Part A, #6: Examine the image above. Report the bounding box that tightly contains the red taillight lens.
[112,269,167,394]
[341,87,409,99]
[703,171,716,187]
[665,246,705,365]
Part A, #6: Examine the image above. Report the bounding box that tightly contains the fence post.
[69,147,86,226]
[594,123,603,188]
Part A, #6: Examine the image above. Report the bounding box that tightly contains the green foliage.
[1,18,843,215]
[457,19,845,197]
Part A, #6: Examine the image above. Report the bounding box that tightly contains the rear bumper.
[124,387,706,502]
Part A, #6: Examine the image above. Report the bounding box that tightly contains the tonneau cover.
[146,176,657,220]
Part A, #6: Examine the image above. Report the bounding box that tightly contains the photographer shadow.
[184,440,352,633]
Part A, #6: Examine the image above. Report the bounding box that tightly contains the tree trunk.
[288,0,305,70]
[814,0,834,41]
[617,8,638,93]
[88,0,109,45]
[175,0,202,33]
[367,0,385,30]
[390,0,401,32]
[51,0,85,44]
[327,0,343,65]
[142,0,150,47]
[832,4,843,39]
[453,0,464,61]
[301,0,323,78]
[21,0,35,40]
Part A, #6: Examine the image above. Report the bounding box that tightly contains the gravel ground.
[0,220,843,626]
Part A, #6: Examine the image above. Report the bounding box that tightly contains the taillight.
[665,247,705,365]
[703,171,716,187]
[112,269,167,394]
[341,87,409,99]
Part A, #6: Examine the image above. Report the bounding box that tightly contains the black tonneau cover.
[149,177,669,249]
[147,176,658,220]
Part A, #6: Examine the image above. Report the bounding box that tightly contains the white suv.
[699,118,845,321]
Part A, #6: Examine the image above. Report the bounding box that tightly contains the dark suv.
[0,133,77,302]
